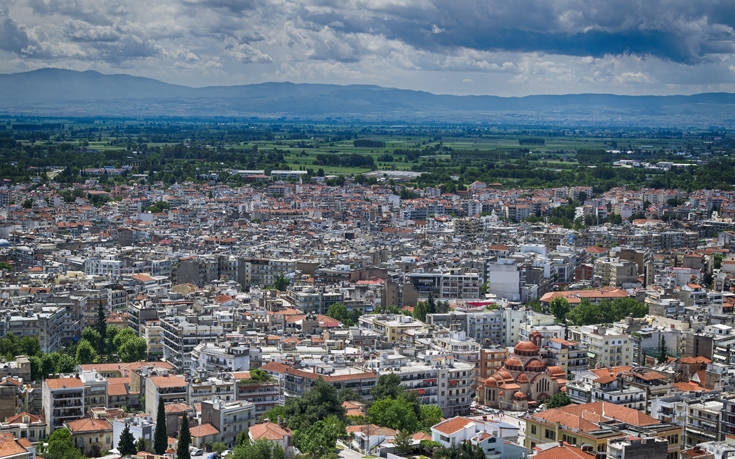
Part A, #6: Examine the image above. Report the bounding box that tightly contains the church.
[476,331,567,410]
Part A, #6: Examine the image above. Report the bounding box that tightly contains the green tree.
[326,303,359,326]
[283,379,345,431]
[75,339,98,364]
[54,352,77,373]
[231,439,285,459]
[40,353,56,378]
[659,336,668,363]
[21,199,32,209]
[113,328,137,349]
[119,336,147,362]
[715,254,724,270]
[29,355,42,381]
[260,405,287,423]
[177,415,191,459]
[527,300,544,313]
[42,428,84,459]
[248,368,273,382]
[154,400,167,454]
[294,416,342,459]
[547,393,572,408]
[105,325,120,355]
[273,273,289,291]
[434,442,486,459]
[19,335,41,356]
[549,297,571,322]
[135,437,147,453]
[413,301,429,322]
[209,442,227,454]
[96,303,107,349]
[82,327,102,353]
[338,387,360,403]
[419,404,443,430]
[370,373,405,400]
[393,429,413,454]
[118,423,137,456]
[368,397,419,433]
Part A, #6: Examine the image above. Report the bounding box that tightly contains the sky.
[3,0,735,96]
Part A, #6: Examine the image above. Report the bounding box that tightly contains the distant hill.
[2,68,735,126]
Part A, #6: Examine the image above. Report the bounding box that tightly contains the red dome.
[497,370,512,380]
[514,391,527,400]
[525,359,545,370]
[514,340,539,353]
[517,373,529,383]
[505,357,522,368]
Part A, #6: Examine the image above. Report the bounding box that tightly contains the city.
[0,157,732,458]
[4,0,735,458]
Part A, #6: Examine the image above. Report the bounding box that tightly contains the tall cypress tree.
[95,302,107,351]
[154,401,167,455]
[177,415,191,459]
[118,423,136,456]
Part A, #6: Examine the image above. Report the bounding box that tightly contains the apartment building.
[160,316,223,370]
[42,377,85,434]
[261,362,377,401]
[189,376,235,405]
[569,325,634,368]
[239,258,297,288]
[594,257,639,287]
[232,371,283,417]
[191,342,253,373]
[144,374,188,416]
[200,399,256,448]
[1,306,65,353]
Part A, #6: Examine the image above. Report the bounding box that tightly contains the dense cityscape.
[5,0,735,458]
[0,136,733,458]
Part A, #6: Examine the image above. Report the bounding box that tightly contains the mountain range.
[2,68,735,126]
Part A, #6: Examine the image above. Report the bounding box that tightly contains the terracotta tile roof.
[45,377,83,390]
[189,424,219,438]
[346,424,396,437]
[0,433,29,458]
[65,418,112,433]
[150,375,186,389]
[164,403,191,414]
[535,402,660,431]
[107,383,128,397]
[4,412,42,424]
[249,422,291,441]
[534,444,594,458]
[432,417,474,435]
[679,356,712,364]
[672,382,708,392]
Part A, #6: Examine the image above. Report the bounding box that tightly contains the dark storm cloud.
[0,17,31,53]
[298,0,735,64]
[5,0,735,94]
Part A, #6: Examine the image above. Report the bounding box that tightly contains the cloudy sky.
[3,0,735,96]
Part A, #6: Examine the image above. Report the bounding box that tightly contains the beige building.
[65,418,113,457]
[594,257,639,286]
[144,375,188,416]
[568,325,634,368]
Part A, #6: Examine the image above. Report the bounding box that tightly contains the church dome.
[514,340,539,353]
[514,391,527,400]
[525,359,545,371]
[505,357,523,369]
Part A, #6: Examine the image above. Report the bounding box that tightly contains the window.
[531,425,536,435]
[544,430,555,440]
